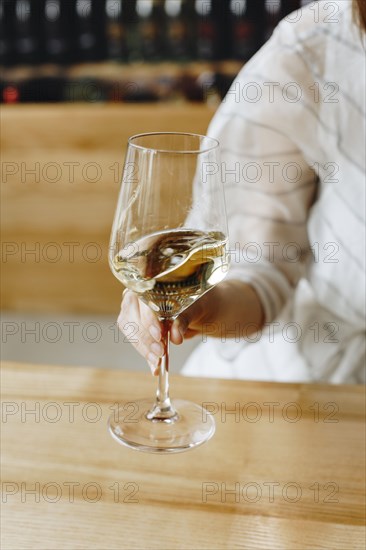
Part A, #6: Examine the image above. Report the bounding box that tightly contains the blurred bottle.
[1,80,21,103]
[164,0,193,62]
[105,0,130,62]
[20,76,67,102]
[194,0,225,61]
[65,77,107,102]
[42,0,74,65]
[135,0,165,62]
[13,0,42,65]
[228,0,265,61]
[0,1,16,66]
[74,0,107,62]
[263,0,282,41]
[280,0,301,18]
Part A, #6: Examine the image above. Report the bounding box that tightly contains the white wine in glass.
[108,132,229,453]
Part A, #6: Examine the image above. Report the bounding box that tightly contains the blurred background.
[1,0,313,372]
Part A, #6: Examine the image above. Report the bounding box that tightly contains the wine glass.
[108,132,229,453]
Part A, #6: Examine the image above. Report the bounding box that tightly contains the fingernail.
[148,361,158,376]
[177,323,185,340]
[147,361,160,376]
[149,325,161,341]
[150,342,164,357]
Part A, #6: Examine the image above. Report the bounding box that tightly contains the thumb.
[170,301,202,345]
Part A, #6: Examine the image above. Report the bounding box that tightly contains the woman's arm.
[118,6,323,374]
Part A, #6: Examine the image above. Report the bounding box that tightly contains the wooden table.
[1,362,365,549]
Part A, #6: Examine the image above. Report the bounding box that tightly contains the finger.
[118,309,162,369]
[147,360,160,377]
[170,321,185,345]
[183,329,199,340]
[139,299,162,342]
[118,292,164,367]
[138,299,165,361]
[170,323,199,344]
[170,299,204,345]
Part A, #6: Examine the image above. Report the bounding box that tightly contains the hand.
[118,281,264,376]
[117,289,219,376]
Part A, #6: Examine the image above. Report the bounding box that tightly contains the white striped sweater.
[183,0,366,383]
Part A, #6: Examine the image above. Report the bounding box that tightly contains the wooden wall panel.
[1,104,214,314]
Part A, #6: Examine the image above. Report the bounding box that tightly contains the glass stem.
[147,319,178,422]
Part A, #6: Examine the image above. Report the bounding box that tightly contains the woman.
[118,0,366,384]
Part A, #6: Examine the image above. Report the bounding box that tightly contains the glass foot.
[108,398,215,454]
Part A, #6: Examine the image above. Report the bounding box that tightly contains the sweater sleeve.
[206,13,319,323]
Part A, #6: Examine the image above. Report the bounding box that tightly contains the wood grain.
[1,361,365,549]
[1,104,214,314]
